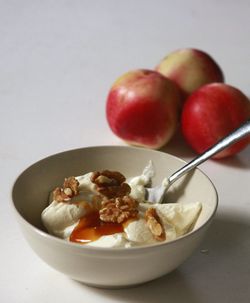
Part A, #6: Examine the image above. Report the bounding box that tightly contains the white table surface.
[1,1,250,302]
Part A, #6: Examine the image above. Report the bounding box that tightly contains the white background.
[1,1,250,302]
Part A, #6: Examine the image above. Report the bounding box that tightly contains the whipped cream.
[41,163,202,248]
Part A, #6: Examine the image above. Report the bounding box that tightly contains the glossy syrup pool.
[69,211,124,244]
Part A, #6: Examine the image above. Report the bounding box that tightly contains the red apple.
[106,69,182,149]
[181,83,250,159]
[156,48,224,97]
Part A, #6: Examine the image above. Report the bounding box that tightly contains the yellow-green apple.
[106,69,182,149]
[156,48,224,97]
[181,83,250,159]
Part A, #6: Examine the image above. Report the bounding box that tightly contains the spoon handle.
[168,119,250,184]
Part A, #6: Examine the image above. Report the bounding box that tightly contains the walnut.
[145,207,166,241]
[91,170,130,198]
[53,176,79,202]
[99,196,138,223]
[91,170,125,186]
[63,176,79,196]
[53,187,71,202]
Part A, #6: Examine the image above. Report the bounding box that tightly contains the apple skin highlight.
[181,83,250,159]
[106,69,182,149]
[156,48,224,97]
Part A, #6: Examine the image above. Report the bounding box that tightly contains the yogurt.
[41,163,202,248]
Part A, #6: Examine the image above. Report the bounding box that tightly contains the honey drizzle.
[69,211,125,244]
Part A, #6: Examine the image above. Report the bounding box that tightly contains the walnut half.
[91,170,131,198]
[145,207,166,241]
[53,176,79,202]
[99,196,138,224]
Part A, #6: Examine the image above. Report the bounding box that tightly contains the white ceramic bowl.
[12,146,218,288]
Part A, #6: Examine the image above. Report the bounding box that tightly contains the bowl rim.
[11,145,219,254]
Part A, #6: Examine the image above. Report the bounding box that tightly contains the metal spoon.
[146,119,250,204]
